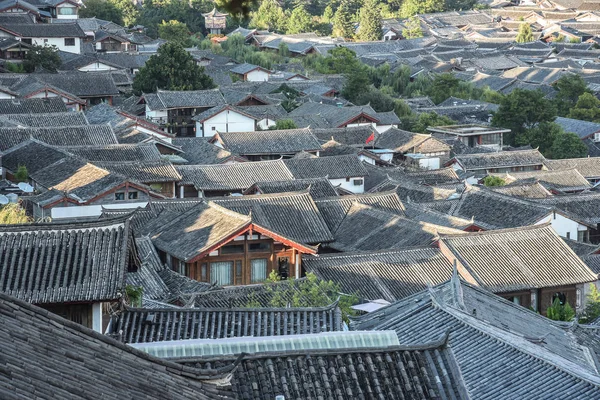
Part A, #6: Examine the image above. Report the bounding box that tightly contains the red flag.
[365,132,375,144]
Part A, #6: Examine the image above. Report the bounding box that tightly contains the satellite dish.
[17,182,34,193]
[0,195,8,205]
[5,193,18,203]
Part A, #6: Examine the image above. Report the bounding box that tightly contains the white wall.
[257,118,276,130]
[358,154,375,165]
[50,201,148,219]
[92,302,102,332]
[56,3,78,19]
[0,92,15,99]
[418,157,440,170]
[79,62,118,72]
[330,177,365,194]
[536,213,589,241]
[199,110,256,137]
[146,107,168,123]
[32,37,81,54]
[246,69,270,82]
[28,90,81,111]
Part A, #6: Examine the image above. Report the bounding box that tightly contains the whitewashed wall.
[329,177,364,194]
[198,110,256,137]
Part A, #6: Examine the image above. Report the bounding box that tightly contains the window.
[345,177,350,182]
[58,6,76,15]
[353,179,364,186]
[235,260,242,278]
[211,126,216,130]
[278,257,289,280]
[128,191,138,200]
[210,261,233,285]
[177,260,187,276]
[249,242,270,252]
[43,39,48,44]
[201,263,207,281]
[251,259,267,283]
[566,232,571,239]
[595,132,600,143]
[64,38,75,46]
[578,230,589,243]
[552,292,567,306]
[220,244,244,254]
[114,192,125,201]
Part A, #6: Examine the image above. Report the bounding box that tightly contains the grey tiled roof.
[245,177,339,199]
[329,203,462,252]
[440,224,598,292]
[0,217,134,304]
[352,279,600,398]
[171,137,234,165]
[495,168,591,192]
[0,97,66,114]
[314,191,405,232]
[545,157,600,179]
[1,139,71,174]
[94,160,181,183]
[490,181,553,199]
[176,160,294,191]
[533,192,600,225]
[448,185,552,229]
[0,23,85,37]
[0,111,88,127]
[108,302,343,343]
[210,191,334,244]
[144,89,225,111]
[0,125,118,151]
[64,143,162,162]
[453,149,546,171]
[0,292,232,399]
[23,72,120,97]
[214,128,321,156]
[312,125,380,146]
[183,340,468,400]
[555,116,600,139]
[284,154,368,179]
[304,247,453,302]
[230,62,267,75]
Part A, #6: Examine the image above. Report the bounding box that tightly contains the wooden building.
[0,216,139,332]
[202,8,227,35]
[144,198,333,286]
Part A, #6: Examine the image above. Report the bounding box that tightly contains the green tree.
[549,131,587,159]
[23,45,61,73]
[273,119,298,129]
[427,73,461,104]
[515,22,534,43]
[483,176,505,187]
[158,20,190,45]
[400,0,444,18]
[568,92,600,122]
[248,271,358,322]
[287,5,313,34]
[341,66,371,103]
[332,0,354,38]
[492,89,557,145]
[125,285,143,307]
[517,121,562,156]
[546,297,575,321]
[133,42,214,94]
[14,165,28,183]
[579,284,600,324]
[402,15,423,39]
[554,74,590,116]
[250,0,287,32]
[357,0,382,41]
[79,0,123,25]
[322,4,334,22]
[356,89,395,112]
[0,203,31,225]
[110,0,139,26]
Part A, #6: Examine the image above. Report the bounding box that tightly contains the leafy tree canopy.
[287,5,313,34]
[332,0,354,38]
[492,88,557,145]
[357,0,382,42]
[246,272,358,322]
[250,0,287,32]
[579,284,600,324]
[400,0,444,18]
[546,297,575,321]
[554,74,590,116]
[402,15,423,39]
[14,165,28,183]
[23,45,61,73]
[79,0,123,25]
[158,20,190,45]
[273,119,298,129]
[568,92,600,122]
[132,42,215,94]
[549,131,588,160]
[515,22,534,43]
[0,203,31,225]
[483,176,505,187]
